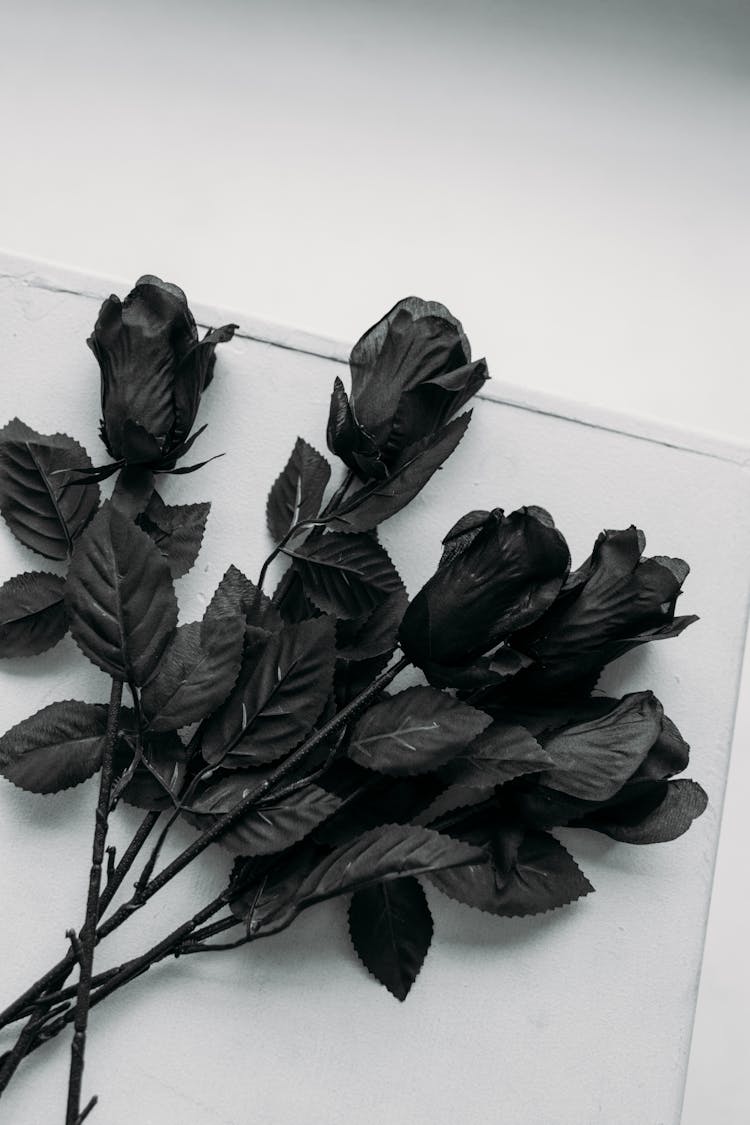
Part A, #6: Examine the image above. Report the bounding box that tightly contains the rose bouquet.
[0,280,706,1122]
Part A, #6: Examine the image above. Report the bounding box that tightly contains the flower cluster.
[0,277,706,1121]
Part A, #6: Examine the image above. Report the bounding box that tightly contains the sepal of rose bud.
[326,377,384,479]
[88,275,236,467]
[326,297,489,480]
[398,506,570,671]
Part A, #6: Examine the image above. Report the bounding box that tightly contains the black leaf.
[430,828,593,917]
[113,729,187,810]
[187,777,342,856]
[0,419,100,559]
[314,770,445,848]
[0,700,108,793]
[65,505,178,685]
[233,824,486,937]
[201,616,336,766]
[266,437,331,542]
[272,566,319,625]
[349,686,491,775]
[336,586,409,663]
[137,490,211,578]
[207,564,281,635]
[0,571,67,657]
[440,721,552,788]
[348,876,433,1001]
[140,610,244,732]
[414,784,493,826]
[284,532,403,620]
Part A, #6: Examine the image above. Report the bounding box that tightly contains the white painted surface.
[0,259,747,1124]
[0,2,747,1117]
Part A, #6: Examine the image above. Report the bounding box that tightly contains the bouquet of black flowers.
[0,281,706,1123]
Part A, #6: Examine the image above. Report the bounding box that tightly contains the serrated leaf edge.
[0,569,68,660]
[428,835,595,919]
[347,879,434,1001]
[0,698,107,795]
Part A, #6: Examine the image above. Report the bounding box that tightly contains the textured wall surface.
[0,258,748,1124]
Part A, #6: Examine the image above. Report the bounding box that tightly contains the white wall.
[0,1,747,1119]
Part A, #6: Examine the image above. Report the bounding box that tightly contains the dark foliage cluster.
[0,277,704,1076]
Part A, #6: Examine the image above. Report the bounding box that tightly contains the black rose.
[398,506,570,685]
[89,275,236,468]
[498,691,706,844]
[327,297,488,480]
[504,526,697,699]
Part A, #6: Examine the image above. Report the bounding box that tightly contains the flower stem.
[0,1008,50,1098]
[0,959,74,1037]
[97,810,161,917]
[100,654,409,930]
[131,755,212,898]
[64,678,124,1125]
[1,910,242,1065]
[321,469,355,518]
[253,468,354,614]
[35,893,232,1052]
[253,519,318,606]
[0,810,160,1036]
[0,654,409,1085]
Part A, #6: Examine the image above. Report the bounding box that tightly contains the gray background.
[0,1,747,1119]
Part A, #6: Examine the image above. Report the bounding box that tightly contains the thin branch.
[0,810,161,1043]
[132,760,213,899]
[15,965,126,1023]
[320,469,355,518]
[252,518,319,611]
[0,653,409,1087]
[37,893,232,1051]
[96,655,409,941]
[74,1095,98,1124]
[0,1009,50,1095]
[0,956,74,1033]
[183,916,243,946]
[65,678,124,1125]
[129,721,211,898]
[97,810,161,917]
[179,933,248,955]
[66,931,84,965]
[108,683,142,810]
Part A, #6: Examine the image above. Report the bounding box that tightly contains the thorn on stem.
[75,1094,98,1124]
[66,930,84,964]
[106,846,116,882]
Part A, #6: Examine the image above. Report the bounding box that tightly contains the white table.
[0,255,747,1124]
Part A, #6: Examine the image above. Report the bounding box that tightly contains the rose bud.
[327,297,488,480]
[501,692,705,844]
[398,506,570,683]
[505,526,697,698]
[89,275,237,468]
